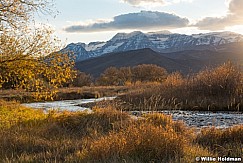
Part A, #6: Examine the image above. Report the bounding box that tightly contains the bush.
[190,62,242,97]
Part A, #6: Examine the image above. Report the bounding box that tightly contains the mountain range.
[60,31,243,62]
[75,48,243,77]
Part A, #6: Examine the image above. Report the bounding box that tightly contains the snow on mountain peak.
[62,31,243,62]
[191,31,243,45]
[127,31,144,37]
[147,30,172,35]
[110,31,145,42]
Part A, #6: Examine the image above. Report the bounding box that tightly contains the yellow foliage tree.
[0,0,76,100]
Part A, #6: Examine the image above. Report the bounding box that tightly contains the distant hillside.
[75,48,242,77]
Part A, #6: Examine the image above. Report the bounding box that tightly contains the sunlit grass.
[1,100,243,162]
[0,100,46,128]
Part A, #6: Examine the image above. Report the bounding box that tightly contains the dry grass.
[117,62,243,111]
[0,100,218,162]
[0,86,131,103]
[196,126,243,157]
[0,100,46,128]
[81,123,188,162]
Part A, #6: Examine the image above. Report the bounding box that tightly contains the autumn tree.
[164,72,184,87]
[96,67,121,86]
[132,64,168,83]
[119,67,132,85]
[72,71,92,87]
[0,0,52,28]
[96,65,168,86]
[0,0,76,100]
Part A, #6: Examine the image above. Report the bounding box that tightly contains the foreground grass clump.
[81,124,187,162]
[197,126,243,157]
[4,100,243,162]
[51,107,131,138]
[79,113,204,163]
[0,100,46,128]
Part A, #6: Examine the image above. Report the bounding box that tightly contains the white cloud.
[122,0,165,7]
[171,0,194,3]
[64,11,189,33]
[121,0,194,7]
[225,25,243,35]
[195,0,243,30]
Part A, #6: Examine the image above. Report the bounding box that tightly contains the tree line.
[72,64,168,87]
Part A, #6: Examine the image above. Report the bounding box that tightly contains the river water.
[22,97,116,111]
[23,97,243,128]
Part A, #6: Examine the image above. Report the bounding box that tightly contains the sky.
[39,0,243,44]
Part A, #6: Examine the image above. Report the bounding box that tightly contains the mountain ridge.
[61,31,243,62]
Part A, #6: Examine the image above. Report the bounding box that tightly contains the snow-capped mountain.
[60,43,94,61]
[60,31,243,62]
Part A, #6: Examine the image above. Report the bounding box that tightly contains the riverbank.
[0,86,129,103]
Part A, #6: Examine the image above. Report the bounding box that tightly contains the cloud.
[122,0,165,6]
[195,0,243,30]
[121,0,194,7]
[228,0,243,15]
[64,11,189,33]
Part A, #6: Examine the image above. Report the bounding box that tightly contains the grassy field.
[1,100,243,162]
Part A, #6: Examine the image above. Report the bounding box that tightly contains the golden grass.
[1,100,243,162]
[0,100,46,128]
[196,126,243,157]
[81,123,188,162]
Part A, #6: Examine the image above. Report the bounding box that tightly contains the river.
[22,97,243,129]
[22,97,116,111]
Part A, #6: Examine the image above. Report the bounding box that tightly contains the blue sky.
[40,0,243,44]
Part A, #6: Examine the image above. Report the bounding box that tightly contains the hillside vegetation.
[114,62,243,111]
